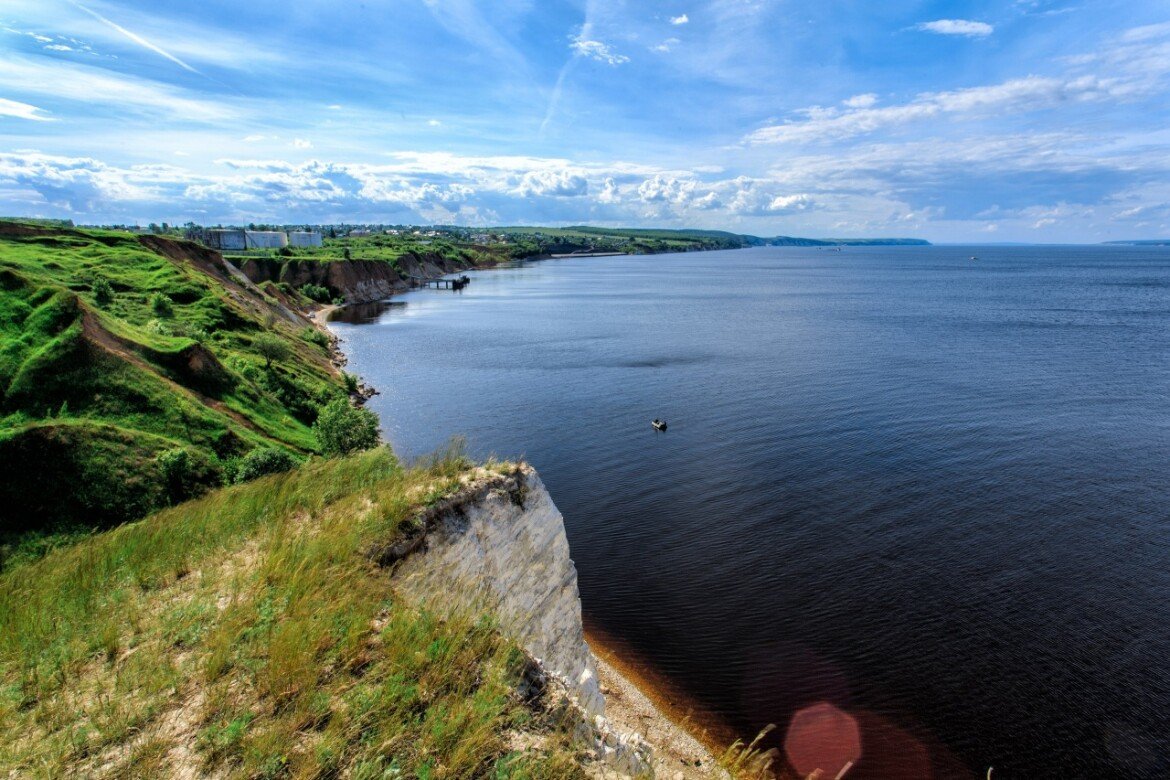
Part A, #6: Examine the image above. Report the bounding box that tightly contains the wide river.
[329,246,1170,779]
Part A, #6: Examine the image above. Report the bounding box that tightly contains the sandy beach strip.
[586,626,738,778]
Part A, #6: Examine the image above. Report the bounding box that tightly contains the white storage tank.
[244,231,289,249]
[288,231,324,248]
[206,229,247,250]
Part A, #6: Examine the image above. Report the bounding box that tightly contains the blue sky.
[1,0,1168,241]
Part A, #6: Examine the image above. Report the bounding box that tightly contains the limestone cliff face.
[392,466,605,717]
[238,252,476,304]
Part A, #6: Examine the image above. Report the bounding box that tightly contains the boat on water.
[970,255,979,261]
[652,419,668,431]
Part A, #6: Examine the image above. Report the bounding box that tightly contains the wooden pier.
[408,274,471,291]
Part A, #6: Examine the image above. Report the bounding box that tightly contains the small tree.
[92,276,114,307]
[253,332,290,369]
[313,397,379,456]
[235,447,298,483]
[343,246,352,260]
[157,448,195,504]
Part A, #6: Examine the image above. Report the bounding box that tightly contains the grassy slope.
[0,448,584,779]
[0,222,345,540]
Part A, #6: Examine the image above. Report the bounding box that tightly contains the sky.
[1,0,1168,241]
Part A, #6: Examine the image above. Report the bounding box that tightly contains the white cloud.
[670,14,689,25]
[725,178,814,215]
[746,52,1169,146]
[693,191,722,210]
[653,37,681,53]
[0,98,52,121]
[291,138,313,149]
[597,177,621,203]
[0,57,241,122]
[427,119,442,127]
[638,174,695,204]
[242,134,268,142]
[843,93,878,108]
[571,29,630,65]
[516,169,589,197]
[915,19,994,38]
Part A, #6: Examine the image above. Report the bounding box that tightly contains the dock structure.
[408,274,471,291]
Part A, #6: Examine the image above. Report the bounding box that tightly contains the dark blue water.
[329,246,1170,779]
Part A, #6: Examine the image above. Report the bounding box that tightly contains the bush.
[253,332,291,368]
[92,276,114,307]
[300,283,331,304]
[157,448,196,504]
[150,292,174,317]
[313,398,379,457]
[277,246,294,257]
[300,327,330,350]
[235,447,298,483]
[343,372,359,394]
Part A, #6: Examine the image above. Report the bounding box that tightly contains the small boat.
[652,419,668,431]
[969,255,978,261]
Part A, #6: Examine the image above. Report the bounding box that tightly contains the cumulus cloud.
[597,177,621,204]
[0,152,147,212]
[653,37,681,53]
[693,191,722,210]
[670,14,689,25]
[915,19,995,37]
[725,178,813,215]
[291,138,313,149]
[515,169,588,197]
[638,174,695,203]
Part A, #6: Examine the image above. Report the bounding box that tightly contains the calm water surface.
[330,246,1170,779]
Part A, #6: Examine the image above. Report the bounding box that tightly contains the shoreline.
[586,624,739,777]
[313,260,743,776]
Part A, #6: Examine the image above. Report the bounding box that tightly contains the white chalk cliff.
[389,465,649,772]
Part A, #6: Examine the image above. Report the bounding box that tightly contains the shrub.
[277,246,294,257]
[299,283,331,303]
[253,332,291,368]
[92,276,114,307]
[235,447,298,483]
[300,327,330,350]
[343,372,359,394]
[150,292,174,317]
[157,448,196,504]
[313,398,379,457]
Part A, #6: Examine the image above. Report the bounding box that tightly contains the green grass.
[0,447,586,779]
[0,221,347,541]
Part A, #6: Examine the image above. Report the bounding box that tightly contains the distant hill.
[494,225,930,252]
[766,235,931,246]
[1102,239,1170,246]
